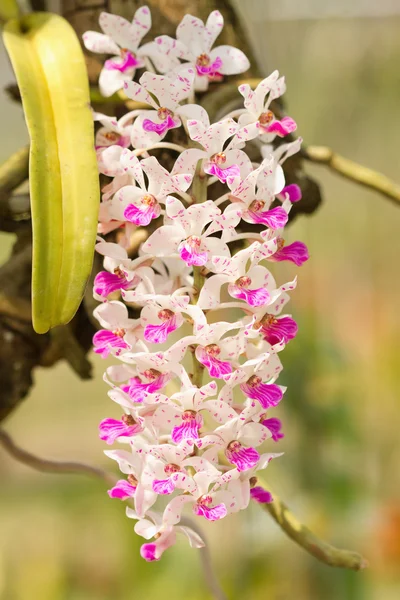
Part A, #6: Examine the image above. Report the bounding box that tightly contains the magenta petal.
[250,486,273,503]
[247,206,288,229]
[152,477,175,495]
[179,243,208,267]
[204,162,241,184]
[99,418,142,444]
[140,543,158,561]
[121,374,170,402]
[266,116,297,137]
[272,241,309,266]
[93,271,130,298]
[228,284,270,307]
[226,446,260,472]
[171,414,203,443]
[261,316,298,346]
[261,417,284,442]
[144,315,180,344]
[196,56,223,76]
[194,502,227,521]
[142,115,179,135]
[107,479,137,500]
[105,52,141,72]
[196,347,232,379]
[281,184,302,203]
[240,382,283,409]
[93,330,129,358]
[140,530,176,562]
[123,202,160,226]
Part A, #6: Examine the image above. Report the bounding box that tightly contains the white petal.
[197,274,230,309]
[204,10,224,51]
[83,31,119,55]
[99,65,132,97]
[176,14,205,57]
[142,225,185,256]
[210,45,250,75]
[99,9,149,51]
[163,495,193,526]
[124,80,155,106]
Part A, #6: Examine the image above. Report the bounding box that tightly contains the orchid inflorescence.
[84,6,308,562]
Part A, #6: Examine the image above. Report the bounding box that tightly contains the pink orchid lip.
[142,114,180,136]
[196,345,232,379]
[140,530,176,562]
[240,376,283,409]
[105,50,141,72]
[171,410,203,443]
[99,416,142,444]
[228,278,270,307]
[280,183,302,203]
[195,54,223,77]
[152,477,176,495]
[140,543,158,561]
[123,195,161,226]
[107,478,137,500]
[144,311,181,344]
[93,329,129,358]
[204,161,241,184]
[93,269,130,298]
[194,495,227,521]
[250,486,273,504]
[225,440,260,472]
[179,236,208,267]
[121,371,170,402]
[258,314,298,346]
[246,202,288,229]
[271,239,309,266]
[266,116,297,137]
[261,417,284,441]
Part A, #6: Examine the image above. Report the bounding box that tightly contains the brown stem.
[0,429,116,485]
[257,479,368,571]
[303,145,400,207]
[0,145,29,201]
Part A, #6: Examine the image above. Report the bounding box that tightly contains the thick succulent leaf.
[3,13,100,333]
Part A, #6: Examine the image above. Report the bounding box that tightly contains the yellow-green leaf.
[3,13,100,333]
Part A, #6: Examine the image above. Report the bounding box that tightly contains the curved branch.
[0,146,29,202]
[303,145,400,207]
[256,480,368,571]
[0,429,116,486]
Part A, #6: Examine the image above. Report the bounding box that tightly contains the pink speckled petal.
[225,445,259,472]
[250,486,273,503]
[108,479,137,499]
[272,241,309,266]
[240,381,283,409]
[228,284,270,307]
[194,502,227,521]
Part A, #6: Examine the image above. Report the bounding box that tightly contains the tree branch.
[303,145,400,207]
[0,146,29,201]
[0,429,116,485]
[256,479,368,571]
[0,428,228,600]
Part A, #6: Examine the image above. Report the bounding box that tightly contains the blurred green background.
[1,2,400,599]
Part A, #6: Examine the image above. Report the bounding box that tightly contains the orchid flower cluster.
[84,6,308,562]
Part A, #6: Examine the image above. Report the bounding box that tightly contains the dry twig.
[303,145,400,207]
[256,479,368,571]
